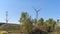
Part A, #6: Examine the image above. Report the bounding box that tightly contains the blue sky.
[0,0,60,24]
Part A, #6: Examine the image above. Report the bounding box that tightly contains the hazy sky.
[0,0,60,24]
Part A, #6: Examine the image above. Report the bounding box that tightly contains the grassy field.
[48,32,59,34]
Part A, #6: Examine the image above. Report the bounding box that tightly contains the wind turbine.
[6,11,8,23]
[0,11,9,28]
[33,7,41,21]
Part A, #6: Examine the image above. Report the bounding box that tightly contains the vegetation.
[19,12,59,34]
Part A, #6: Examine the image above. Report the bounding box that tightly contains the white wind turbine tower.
[6,11,8,23]
[33,7,41,21]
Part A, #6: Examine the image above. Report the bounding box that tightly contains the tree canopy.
[19,12,58,34]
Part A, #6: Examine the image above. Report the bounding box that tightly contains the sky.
[0,0,60,24]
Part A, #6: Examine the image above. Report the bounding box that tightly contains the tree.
[36,18,44,27]
[46,18,56,32]
[19,12,28,23]
[32,18,37,26]
[19,12,33,34]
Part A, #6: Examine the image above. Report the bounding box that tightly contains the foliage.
[31,28,48,34]
[36,18,44,27]
[19,12,58,34]
[19,12,33,34]
[45,18,56,32]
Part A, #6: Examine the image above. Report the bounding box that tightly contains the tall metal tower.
[6,11,8,23]
[33,7,41,20]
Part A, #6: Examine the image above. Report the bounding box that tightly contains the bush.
[31,28,48,34]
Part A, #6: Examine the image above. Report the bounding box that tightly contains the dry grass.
[48,32,57,34]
